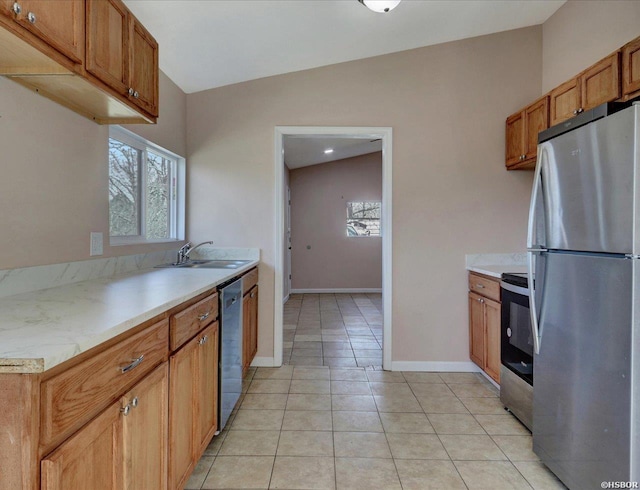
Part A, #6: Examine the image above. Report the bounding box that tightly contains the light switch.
[90,232,103,256]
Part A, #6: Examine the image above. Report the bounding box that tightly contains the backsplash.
[0,247,260,299]
[465,252,526,268]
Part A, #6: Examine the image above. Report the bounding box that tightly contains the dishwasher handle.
[226,295,239,308]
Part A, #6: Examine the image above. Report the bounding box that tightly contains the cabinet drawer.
[242,268,258,295]
[170,293,218,351]
[468,273,500,302]
[41,319,168,449]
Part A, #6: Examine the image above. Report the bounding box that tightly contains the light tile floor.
[186,293,567,490]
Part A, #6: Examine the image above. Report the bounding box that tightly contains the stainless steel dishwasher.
[218,276,243,431]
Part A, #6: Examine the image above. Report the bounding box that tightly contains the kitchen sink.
[156,259,252,269]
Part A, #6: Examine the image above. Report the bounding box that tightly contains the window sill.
[109,237,184,247]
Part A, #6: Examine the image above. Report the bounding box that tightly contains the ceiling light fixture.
[324,148,334,154]
[358,0,402,13]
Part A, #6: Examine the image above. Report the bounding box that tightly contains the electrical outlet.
[90,232,103,256]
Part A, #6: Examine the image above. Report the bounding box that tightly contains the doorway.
[274,127,393,370]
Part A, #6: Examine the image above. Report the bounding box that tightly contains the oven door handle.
[500,281,529,296]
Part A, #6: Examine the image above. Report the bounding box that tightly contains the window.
[108,127,185,245]
[347,201,381,237]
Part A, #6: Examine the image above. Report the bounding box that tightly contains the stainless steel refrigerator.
[528,101,640,489]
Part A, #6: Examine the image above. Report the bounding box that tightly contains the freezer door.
[534,106,637,254]
[533,252,632,488]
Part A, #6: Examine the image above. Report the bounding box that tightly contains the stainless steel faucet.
[183,241,214,261]
[176,242,192,265]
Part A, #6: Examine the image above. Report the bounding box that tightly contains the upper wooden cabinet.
[505,95,549,170]
[0,0,158,123]
[549,52,620,126]
[9,0,84,64]
[86,0,159,117]
[129,17,159,116]
[622,36,640,99]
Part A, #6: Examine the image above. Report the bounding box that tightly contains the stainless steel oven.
[500,272,533,431]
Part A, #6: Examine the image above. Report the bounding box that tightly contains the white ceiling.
[124,0,565,94]
[284,136,382,169]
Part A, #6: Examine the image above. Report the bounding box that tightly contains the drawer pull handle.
[198,312,210,321]
[475,284,485,289]
[121,354,144,374]
[199,335,208,345]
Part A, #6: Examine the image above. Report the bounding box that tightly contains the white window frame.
[108,126,185,246]
[346,201,382,238]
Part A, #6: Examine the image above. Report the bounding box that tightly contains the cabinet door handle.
[121,404,131,416]
[478,298,485,303]
[121,354,144,374]
[577,107,584,114]
[26,11,35,23]
[12,2,21,14]
[133,91,139,99]
[131,396,139,408]
[198,311,210,321]
[475,284,485,289]
[128,87,134,96]
[199,335,208,345]
[250,292,255,298]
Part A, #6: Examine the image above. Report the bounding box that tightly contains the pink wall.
[0,71,187,269]
[290,152,382,290]
[186,26,542,363]
[542,1,640,93]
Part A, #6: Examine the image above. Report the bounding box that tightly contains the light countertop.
[0,260,258,374]
[467,264,528,278]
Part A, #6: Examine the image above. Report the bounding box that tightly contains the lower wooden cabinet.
[169,322,219,490]
[468,273,501,384]
[243,285,258,375]
[41,362,168,490]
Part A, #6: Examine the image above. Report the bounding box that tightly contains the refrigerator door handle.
[527,145,545,249]
[527,250,542,355]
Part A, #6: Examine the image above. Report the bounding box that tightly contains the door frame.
[274,126,393,370]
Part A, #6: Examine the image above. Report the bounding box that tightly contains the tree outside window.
[347,201,381,237]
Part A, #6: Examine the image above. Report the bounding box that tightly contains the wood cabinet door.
[129,17,158,116]
[468,292,484,368]
[169,338,197,490]
[86,0,128,96]
[0,0,14,18]
[483,298,501,384]
[15,0,84,64]
[243,293,251,372]
[549,77,580,126]
[41,402,123,490]
[196,322,219,454]
[622,37,640,97]
[505,111,524,167]
[524,96,549,161]
[249,287,259,361]
[581,52,620,111]
[123,363,168,490]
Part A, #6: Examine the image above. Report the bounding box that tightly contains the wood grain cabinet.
[86,0,158,117]
[468,272,501,384]
[243,285,258,375]
[0,0,158,123]
[622,36,640,99]
[0,284,227,490]
[505,95,549,169]
[242,268,259,375]
[169,321,219,490]
[549,52,621,126]
[41,362,168,490]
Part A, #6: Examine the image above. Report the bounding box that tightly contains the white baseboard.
[283,294,290,304]
[390,361,481,372]
[250,356,276,367]
[478,369,500,389]
[291,288,383,294]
